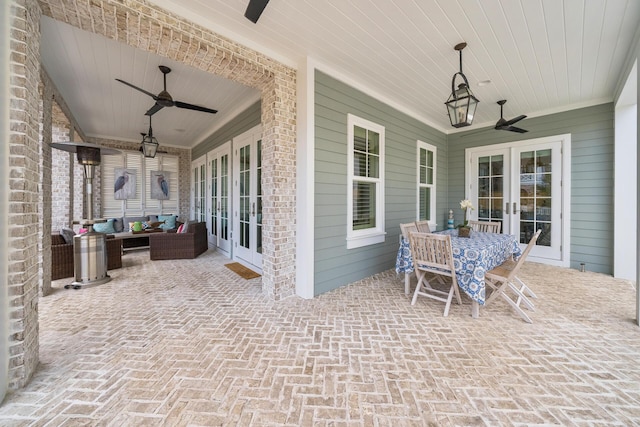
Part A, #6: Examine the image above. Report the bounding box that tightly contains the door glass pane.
[239,145,250,249]
[477,154,504,224]
[256,140,262,255]
[211,158,218,236]
[198,164,206,222]
[519,150,551,246]
[221,154,229,240]
[478,156,490,176]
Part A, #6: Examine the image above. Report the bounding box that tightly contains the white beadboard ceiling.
[41,0,640,149]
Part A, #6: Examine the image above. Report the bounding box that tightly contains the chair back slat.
[400,222,418,239]
[468,220,501,233]
[415,220,431,233]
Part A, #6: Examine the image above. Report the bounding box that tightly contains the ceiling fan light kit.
[445,42,479,128]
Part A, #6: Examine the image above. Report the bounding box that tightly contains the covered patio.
[0,250,638,425]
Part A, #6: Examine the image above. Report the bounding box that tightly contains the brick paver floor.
[1,249,639,426]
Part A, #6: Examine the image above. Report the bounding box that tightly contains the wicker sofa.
[51,234,123,280]
[148,222,208,260]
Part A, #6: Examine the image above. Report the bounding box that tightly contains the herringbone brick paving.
[1,249,639,426]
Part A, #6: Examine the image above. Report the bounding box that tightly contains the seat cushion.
[60,228,75,244]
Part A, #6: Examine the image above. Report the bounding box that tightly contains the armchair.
[148,222,208,260]
[51,233,123,280]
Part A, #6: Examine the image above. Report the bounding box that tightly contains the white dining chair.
[484,229,541,323]
[468,220,501,233]
[408,232,462,316]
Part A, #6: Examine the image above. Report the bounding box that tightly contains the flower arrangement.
[459,199,474,227]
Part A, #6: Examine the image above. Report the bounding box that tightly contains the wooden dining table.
[396,229,522,318]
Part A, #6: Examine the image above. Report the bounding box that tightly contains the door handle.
[217,201,221,212]
[505,203,510,214]
[251,202,256,217]
[513,202,519,214]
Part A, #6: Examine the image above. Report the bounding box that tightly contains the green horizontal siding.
[314,70,447,295]
[448,103,615,274]
[191,101,261,159]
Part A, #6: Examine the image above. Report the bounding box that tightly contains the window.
[101,151,179,218]
[347,114,385,249]
[417,141,436,225]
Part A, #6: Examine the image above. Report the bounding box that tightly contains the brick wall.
[8,0,42,389]
[50,102,73,232]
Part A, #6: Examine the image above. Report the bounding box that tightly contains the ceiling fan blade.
[244,0,270,23]
[145,103,164,116]
[115,78,158,100]
[174,100,218,114]
[502,114,527,127]
[503,126,528,133]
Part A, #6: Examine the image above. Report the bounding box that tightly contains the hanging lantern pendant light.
[140,115,159,158]
[445,42,479,128]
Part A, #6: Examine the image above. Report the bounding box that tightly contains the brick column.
[260,71,298,300]
[40,80,53,297]
[7,0,42,389]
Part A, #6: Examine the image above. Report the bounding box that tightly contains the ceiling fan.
[244,0,270,23]
[116,65,218,116]
[494,100,528,133]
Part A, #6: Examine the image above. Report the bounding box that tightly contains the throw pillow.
[60,228,75,244]
[92,219,116,234]
[182,220,196,233]
[158,215,177,230]
[113,217,124,233]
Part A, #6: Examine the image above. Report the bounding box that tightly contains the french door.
[467,135,570,265]
[232,125,263,270]
[207,143,231,254]
[191,157,207,223]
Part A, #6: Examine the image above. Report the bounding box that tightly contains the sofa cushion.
[93,219,116,234]
[113,217,124,233]
[60,228,75,244]
[159,215,177,230]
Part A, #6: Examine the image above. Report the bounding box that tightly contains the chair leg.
[514,276,537,307]
[485,279,508,305]
[411,271,426,305]
[507,281,535,311]
[499,292,533,323]
[443,283,455,317]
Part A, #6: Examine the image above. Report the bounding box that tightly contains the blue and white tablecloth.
[395,229,522,305]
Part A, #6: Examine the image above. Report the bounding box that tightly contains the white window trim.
[346,113,386,249]
[417,140,437,228]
